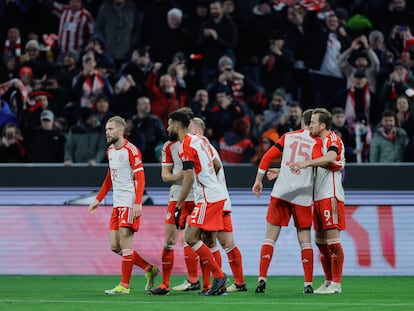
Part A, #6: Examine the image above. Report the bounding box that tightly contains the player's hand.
[88,199,100,214]
[174,206,183,229]
[252,181,263,198]
[289,162,306,173]
[266,168,280,180]
[132,203,142,218]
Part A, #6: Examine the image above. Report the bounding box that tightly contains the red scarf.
[380,127,397,143]
[81,72,104,108]
[345,84,370,125]
[4,38,21,57]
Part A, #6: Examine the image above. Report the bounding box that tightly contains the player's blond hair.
[107,116,126,128]
[192,117,205,132]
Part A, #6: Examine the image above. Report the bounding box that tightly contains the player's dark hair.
[313,108,332,130]
[169,108,193,128]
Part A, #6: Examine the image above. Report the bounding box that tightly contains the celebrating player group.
[89,106,346,296]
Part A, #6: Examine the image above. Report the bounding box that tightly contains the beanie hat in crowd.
[393,60,409,71]
[272,87,286,100]
[25,39,40,51]
[218,55,234,68]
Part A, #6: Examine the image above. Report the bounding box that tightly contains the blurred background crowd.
[1,0,414,165]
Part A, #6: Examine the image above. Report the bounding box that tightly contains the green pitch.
[1,275,413,311]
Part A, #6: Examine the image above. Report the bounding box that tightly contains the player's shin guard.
[192,241,224,279]
[259,239,275,279]
[120,249,134,288]
[225,246,245,285]
[327,239,344,284]
[161,244,175,287]
[316,239,332,281]
[184,244,199,284]
[301,243,313,283]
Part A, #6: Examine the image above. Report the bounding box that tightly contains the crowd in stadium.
[1,0,414,164]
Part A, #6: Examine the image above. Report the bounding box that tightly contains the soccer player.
[289,108,345,294]
[167,108,228,296]
[252,109,315,294]
[190,117,247,293]
[88,116,158,295]
[148,135,200,295]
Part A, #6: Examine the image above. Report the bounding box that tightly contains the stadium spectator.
[330,107,355,162]
[45,0,94,59]
[19,90,53,131]
[369,110,409,162]
[219,118,255,164]
[302,5,349,109]
[2,27,22,64]
[368,30,393,97]
[379,60,414,112]
[395,95,414,160]
[94,0,140,69]
[0,123,26,162]
[145,63,186,129]
[64,107,106,166]
[258,87,289,135]
[285,4,310,105]
[128,96,167,163]
[94,94,114,126]
[250,128,280,166]
[338,35,380,93]
[25,109,66,162]
[71,51,113,115]
[332,70,380,128]
[197,0,238,86]
[260,30,295,99]
[208,85,245,144]
[149,8,190,67]
[0,98,17,131]
[111,74,143,119]
[120,48,154,91]
[277,102,302,136]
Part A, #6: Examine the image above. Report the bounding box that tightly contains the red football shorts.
[313,197,346,231]
[220,211,233,232]
[109,206,140,232]
[266,196,313,228]
[187,200,225,231]
[165,200,195,225]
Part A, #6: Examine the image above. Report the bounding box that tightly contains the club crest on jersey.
[119,154,125,162]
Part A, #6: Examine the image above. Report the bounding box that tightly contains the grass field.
[1,275,413,311]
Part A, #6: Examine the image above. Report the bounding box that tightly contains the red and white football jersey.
[313,131,345,202]
[259,129,316,206]
[210,141,232,212]
[161,140,194,201]
[107,140,143,207]
[179,134,226,204]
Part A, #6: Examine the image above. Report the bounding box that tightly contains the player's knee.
[111,248,122,255]
[164,243,175,250]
